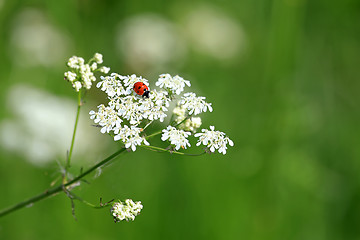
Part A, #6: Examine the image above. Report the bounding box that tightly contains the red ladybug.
[133,82,150,98]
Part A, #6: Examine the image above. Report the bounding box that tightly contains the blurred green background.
[1,0,360,239]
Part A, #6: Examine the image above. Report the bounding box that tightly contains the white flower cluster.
[90,73,172,151]
[156,74,191,96]
[114,125,150,151]
[87,65,233,154]
[180,92,213,115]
[172,103,202,133]
[195,126,234,154]
[110,199,143,222]
[161,126,191,150]
[64,53,110,91]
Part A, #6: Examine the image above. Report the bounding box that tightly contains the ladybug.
[133,82,150,98]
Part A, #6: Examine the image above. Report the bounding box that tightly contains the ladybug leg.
[142,90,150,98]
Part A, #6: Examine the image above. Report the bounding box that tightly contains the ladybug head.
[142,90,150,98]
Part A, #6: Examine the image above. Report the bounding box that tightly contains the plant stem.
[66,90,82,171]
[141,145,206,156]
[66,191,113,209]
[172,114,193,128]
[0,147,127,218]
[145,130,162,140]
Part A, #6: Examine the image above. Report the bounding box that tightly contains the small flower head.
[64,53,110,91]
[161,126,191,150]
[64,71,77,82]
[156,74,191,96]
[72,81,82,92]
[99,66,110,74]
[114,125,149,151]
[67,56,84,69]
[94,53,103,64]
[173,104,202,132]
[141,89,170,122]
[179,92,213,115]
[97,73,127,97]
[89,104,123,134]
[195,126,234,154]
[111,199,143,222]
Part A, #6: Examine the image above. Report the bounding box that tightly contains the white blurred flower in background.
[9,8,71,67]
[116,4,246,72]
[0,85,104,167]
[115,14,186,72]
[182,4,246,60]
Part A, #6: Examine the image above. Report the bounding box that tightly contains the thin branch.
[66,90,82,171]
[0,147,127,218]
[67,192,113,209]
[140,145,206,156]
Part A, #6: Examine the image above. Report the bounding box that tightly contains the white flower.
[64,71,77,82]
[64,53,110,91]
[72,81,82,92]
[97,74,126,97]
[67,56,84,69]
[140,89,170,122]
[90,62,97,71]
[172,104,202,132]
[90,98,151,152]
[106,88,171,125]
[182,117,202,132]
[111,199,143,222]
[194,126,234,154]
[179,92,213,115]
[79,64,96,89]
[116,96,144,125]
[161,126,191,150]
[114,125,149,151]
[94,53,103,64]
[156,74,190,95]
[99,66,110,74]
[173,103,186,118]
[89,104,123,134]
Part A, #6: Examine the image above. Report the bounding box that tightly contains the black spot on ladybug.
[138,86,141,89]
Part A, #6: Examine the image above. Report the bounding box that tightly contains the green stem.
[145,130,162,140]
[66,90,82,170]
[173,114,193,128]
[141,145,206,156]
[67,191,113,209]
[143,120,153,130]
[0,147,127,218]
